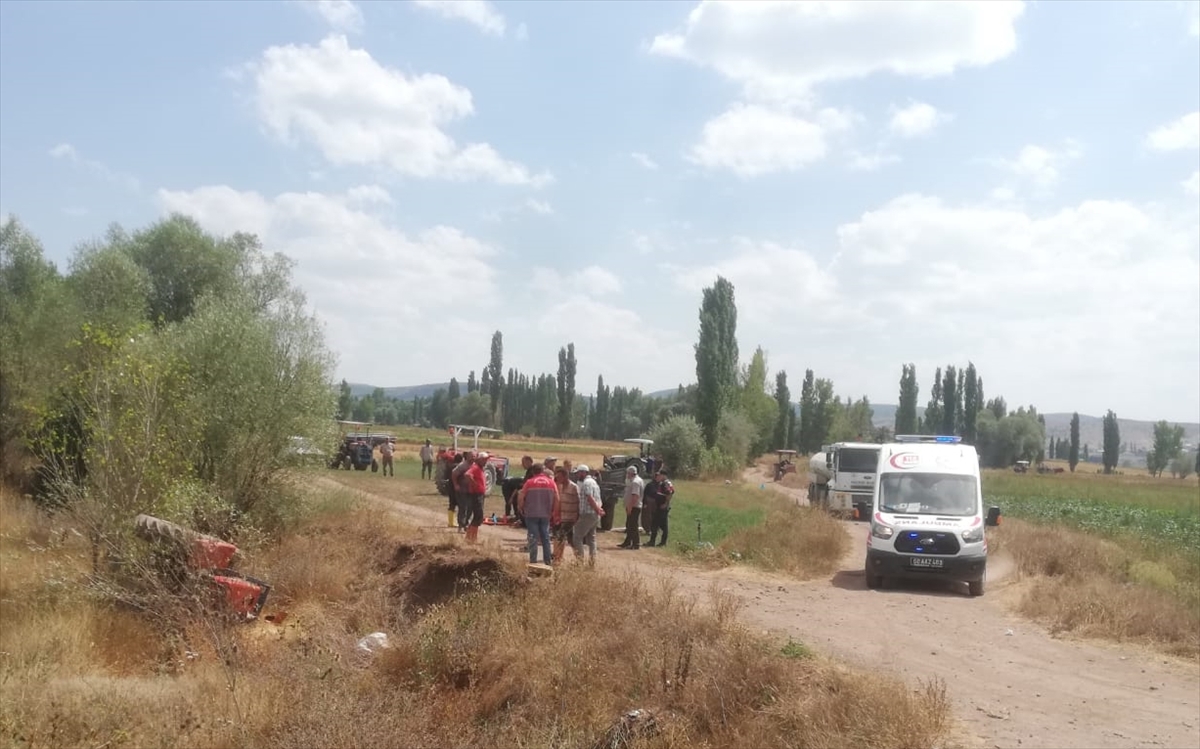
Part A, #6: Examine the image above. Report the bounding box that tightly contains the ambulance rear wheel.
[865,572,883,590]
[968,579,984,597]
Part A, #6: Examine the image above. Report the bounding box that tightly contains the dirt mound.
[384,542,515,612]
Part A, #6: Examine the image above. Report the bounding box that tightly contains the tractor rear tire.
[484,464,497,496]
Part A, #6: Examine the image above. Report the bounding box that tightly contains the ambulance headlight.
[961,526,984,543]
[871,522,894,540]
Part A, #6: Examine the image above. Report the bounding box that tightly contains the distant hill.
[348,381,1198,452]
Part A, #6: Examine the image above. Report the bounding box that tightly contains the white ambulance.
[864,435,1001,597]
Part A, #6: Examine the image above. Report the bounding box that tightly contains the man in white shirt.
[419,439,435,480]
[617,465,644,550]
[571,464,604,565]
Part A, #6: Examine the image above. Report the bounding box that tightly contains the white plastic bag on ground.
[356,632,390,656]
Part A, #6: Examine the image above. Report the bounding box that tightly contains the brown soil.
[383,541,516,612]
[317,473,1200,749]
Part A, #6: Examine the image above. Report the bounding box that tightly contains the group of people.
[618,464,675,550]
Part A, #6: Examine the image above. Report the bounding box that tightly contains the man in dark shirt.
[644,469,675,547]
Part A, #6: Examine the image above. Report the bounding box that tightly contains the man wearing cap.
[644,469,675,547]
[462,452,489,543]
[571,464,603,565]
[617,465,644,550]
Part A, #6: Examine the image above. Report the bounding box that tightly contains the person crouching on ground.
[518,463,559,565]
[571,464,603,566]
[551,466,580,565]
[618,465,644,550]
[462,452,489,544]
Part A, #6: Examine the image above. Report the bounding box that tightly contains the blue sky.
[2,0,1198,423]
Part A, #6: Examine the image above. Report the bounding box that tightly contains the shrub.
[650,414,704,479]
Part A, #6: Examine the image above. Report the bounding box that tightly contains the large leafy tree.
[1101,410,1120,474]
[1068,412,1080,472]
[772,370,791,450]
[694,276,738,448]
[895,363,919,435]
[487,330,503,422]
[798,369,816,453]
[556,343,577,437]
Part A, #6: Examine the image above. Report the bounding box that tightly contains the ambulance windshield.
[879,473,979,517]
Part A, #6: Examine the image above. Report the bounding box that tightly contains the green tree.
[1146,421,1185,478]
[830,395,873,442]
[986,396,1007,420]
[466,371,477,394]
[772,370,791,449]
[940,365,959,435]
[798,369,816,453]
[448,377,461,401]
[975,410,1046,468]
[895,364,919,435]
[1101,410,1120,474]
[648,414,704,479]
[451,391,492,426]
[1068,412,1080,472]
[962,362,980,444]
[336,380,354,420]
[487,331,503,423]
[429,389,450,428]
[592,375,610,440]
[556,343,577,437]
[812,378,836,446]
[739,346,777,457]
[924,367,943,435]
[694,276,739,448]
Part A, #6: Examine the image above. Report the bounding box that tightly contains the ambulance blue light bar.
[894,435,962,444]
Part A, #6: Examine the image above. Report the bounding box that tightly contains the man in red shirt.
[463,452,490,543]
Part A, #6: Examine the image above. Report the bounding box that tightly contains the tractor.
[328,421,393,472]
[773,449,798,482]
[133,513,271,620]
[598,438,656,531]
[434,424,511,496]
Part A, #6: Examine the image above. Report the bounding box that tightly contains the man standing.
[571,464,603,565]
[420,439,435,480]
[380,438,395,477]
[452,450,475,531]
[462,452,489,544]
[518,464,559,565]
[617,465,644,550]
[645,469,675,547]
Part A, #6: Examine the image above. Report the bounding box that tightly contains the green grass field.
[982,469,1199,550]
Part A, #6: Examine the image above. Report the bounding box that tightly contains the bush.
[700,447,742,479]
[649,414,704,479]
[715,409,755,466]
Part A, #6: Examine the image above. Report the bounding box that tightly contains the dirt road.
[317,474,1200,749]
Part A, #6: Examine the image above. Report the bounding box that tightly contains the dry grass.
[993,519,1200,659]
[0,486,952,749]
[717,506,850,578]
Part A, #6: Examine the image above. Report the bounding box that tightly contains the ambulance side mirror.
[985,506,1002,527]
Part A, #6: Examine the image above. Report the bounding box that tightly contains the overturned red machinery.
[133,514,271,618]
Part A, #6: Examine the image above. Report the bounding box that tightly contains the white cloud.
[1184,170,1200,196]
[990,141,1082,193]
[652,2,1015,177]
[515,22,529,41]
[532,265,622,296]
[663,194,1198,420]
[1145,112,1200,151]
[156,184,506,382]
[411,0,506,36]
[650,0,1025,104]
[299,0,364,33]
[888,100,951,138]
[847,149,901,172]
[687,104,852,176]
[48,142,140,191]
[242,35,550,186]
[631,152,660,170]
[524,198,553,215]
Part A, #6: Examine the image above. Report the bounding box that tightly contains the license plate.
[909,556,944,569]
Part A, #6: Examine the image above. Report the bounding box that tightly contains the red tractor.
[434,424,511,496]
[133,514,271,619]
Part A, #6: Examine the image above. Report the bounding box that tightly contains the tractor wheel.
[484,463,497,496]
